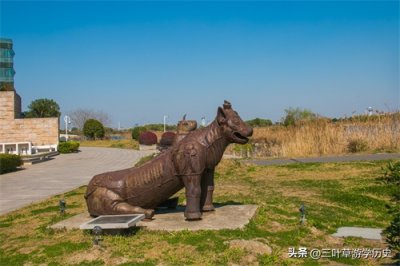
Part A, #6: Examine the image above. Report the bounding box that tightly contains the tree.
[282,107,318,126]
[25,98,60,118]
[69,108,111,130]
[246,118,273,127]
[83,119,105,140]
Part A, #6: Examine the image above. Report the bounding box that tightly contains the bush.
[131,126,147,140]
[0,154,22,174]
[83,119,105,140]
[160,132,176,147]
[380,162,400,263]
[144,124,177,131]
[58,141,80,153]
[139,131,157,145]
[245,118,272,127]
[381,161,400,186]
[282,107,318,126]
[347,139,368,153]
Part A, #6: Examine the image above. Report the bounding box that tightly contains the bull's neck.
[203,120,229,150]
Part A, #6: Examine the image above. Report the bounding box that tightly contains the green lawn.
[0,159,397,265]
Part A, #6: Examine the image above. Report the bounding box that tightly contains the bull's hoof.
[185,212,202,221]
[144,209,155,220]
[202,204,215,212]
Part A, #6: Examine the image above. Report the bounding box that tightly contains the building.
[0,38,59,155]
[0,38,16,91]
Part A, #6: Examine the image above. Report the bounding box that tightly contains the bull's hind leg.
[112,202,155,220]
[86,187,154,219]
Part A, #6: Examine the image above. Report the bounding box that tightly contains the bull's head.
[216,100,253,144]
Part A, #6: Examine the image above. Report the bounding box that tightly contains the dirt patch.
[269,221,286,232]
[65,246,129,265]
[226,239,272,255]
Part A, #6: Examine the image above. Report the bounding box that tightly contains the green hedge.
[0,154,23,174]
[58,141,80,153]
[131,126,147,140]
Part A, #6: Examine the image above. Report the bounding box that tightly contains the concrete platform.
[50,205,258,231]
[332,227,383,240]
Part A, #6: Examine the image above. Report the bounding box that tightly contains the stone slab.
[50,205,258,231]
[332,227,383,240]
[80,214,145,229]
[138,205,258,231]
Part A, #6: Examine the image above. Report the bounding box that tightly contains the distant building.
[0,38,59,155]
[0,38,16,91]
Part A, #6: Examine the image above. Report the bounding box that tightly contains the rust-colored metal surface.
[85,101,253,220]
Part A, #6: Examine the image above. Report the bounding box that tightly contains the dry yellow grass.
[249,112,400,158]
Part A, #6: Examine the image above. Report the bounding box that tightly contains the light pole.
[64,115,71,141]
[201,117,206,127]
[163,115,168,132]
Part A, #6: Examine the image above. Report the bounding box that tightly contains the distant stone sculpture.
[173,114,197,144]
[85,101,253,220]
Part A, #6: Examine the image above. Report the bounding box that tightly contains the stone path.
[246,153,400,166]
[332,227,383,240]
[0,147,153,215]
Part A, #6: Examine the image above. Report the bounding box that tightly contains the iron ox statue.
[85,101,253,220]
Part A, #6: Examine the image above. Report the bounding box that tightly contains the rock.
[226,239,272,255]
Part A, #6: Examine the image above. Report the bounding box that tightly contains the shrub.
[131,126,146,140]
[160,132,176,147]
[144,124,177,131]
[0,154,22,174]
[347,139,368,153]
[83,119,105,140]
[58,141,80,153]
[245,118,272,127]
[139,131,157,145]
[282,107,318,126]
[380,162,400,263]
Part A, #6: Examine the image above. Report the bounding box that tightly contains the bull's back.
[86,151,183,209]
[125,151,183,208]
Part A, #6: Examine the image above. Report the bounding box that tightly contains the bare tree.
[69,108,111,130]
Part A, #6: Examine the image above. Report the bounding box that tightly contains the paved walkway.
[0,147,153,215]
[246,153,400,166]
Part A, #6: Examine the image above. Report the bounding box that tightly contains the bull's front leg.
[182,174,202,220]
[201,168,215,211]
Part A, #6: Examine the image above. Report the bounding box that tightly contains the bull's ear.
[217,107,226,125]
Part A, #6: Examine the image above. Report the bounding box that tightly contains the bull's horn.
[223,100,231,109]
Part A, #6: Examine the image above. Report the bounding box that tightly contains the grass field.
[0,159,398,265]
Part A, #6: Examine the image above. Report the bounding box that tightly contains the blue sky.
[1,1,399,128]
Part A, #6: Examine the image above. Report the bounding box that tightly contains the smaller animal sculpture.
[173,114,197,145]
[85,101,253,220]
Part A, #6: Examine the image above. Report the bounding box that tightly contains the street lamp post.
[64,115,71,141]
[163,115,168,132]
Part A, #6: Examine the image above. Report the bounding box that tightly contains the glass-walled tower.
[0,38,16,91]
